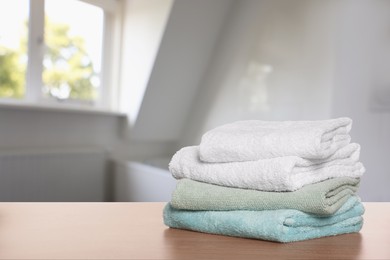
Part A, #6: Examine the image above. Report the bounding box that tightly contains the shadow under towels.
[169,143,364,192]
[163,196,364,243]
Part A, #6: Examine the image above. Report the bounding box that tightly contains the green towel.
[171,177,360,215]
[164,196,364,243]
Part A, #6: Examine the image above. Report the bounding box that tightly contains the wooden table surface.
[0,202,389,259]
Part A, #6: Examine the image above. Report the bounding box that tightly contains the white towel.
[169,143,364,192]
[199,117,352,163]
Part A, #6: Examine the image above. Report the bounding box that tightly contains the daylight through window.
[43,0,103,102]
[0,0,29,99]
[0,0,115,107]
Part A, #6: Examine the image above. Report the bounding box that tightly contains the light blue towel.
[163,196,364,243]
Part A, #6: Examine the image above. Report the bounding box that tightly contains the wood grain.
[0,202,388,259]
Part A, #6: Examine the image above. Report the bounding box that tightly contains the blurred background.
[0,0,388,202]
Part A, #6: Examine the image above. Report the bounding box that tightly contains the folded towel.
[171,177,360,215]
[163,196,364,243]
[169,143,364,191]
[200,117,352,163]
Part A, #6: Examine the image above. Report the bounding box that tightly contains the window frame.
[1,0,122,111]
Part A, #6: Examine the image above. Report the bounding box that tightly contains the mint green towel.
[171,177,360,215]
[163,196,364,243]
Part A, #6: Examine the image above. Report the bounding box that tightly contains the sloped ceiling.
[131,0,233,141]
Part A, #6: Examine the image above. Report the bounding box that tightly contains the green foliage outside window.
[0,46,26,98]
[0,19,98,101]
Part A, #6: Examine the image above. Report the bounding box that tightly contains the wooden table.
[0,203,389,259]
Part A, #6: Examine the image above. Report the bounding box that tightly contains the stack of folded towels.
[163,118,365,243]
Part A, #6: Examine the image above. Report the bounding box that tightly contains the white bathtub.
[112,158,176,202]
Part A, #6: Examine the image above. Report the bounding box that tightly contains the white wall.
[0,105,176,202]
[0,148,107,202]
[180,0,338,146]
[131,0,234,141]
[331,0,390,201]
[0,107,120,201]
[0,105,177,161]
[0,108,121,150]
[119,0,173,124]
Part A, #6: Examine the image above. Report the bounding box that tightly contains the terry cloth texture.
[199,117,352,163]
[163,196,364,243]
[169,144,365,191]
[171,177,360,215]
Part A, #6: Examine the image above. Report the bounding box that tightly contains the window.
[0,0,29,99]
[43,0,103,102]
[0,0,121,109]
